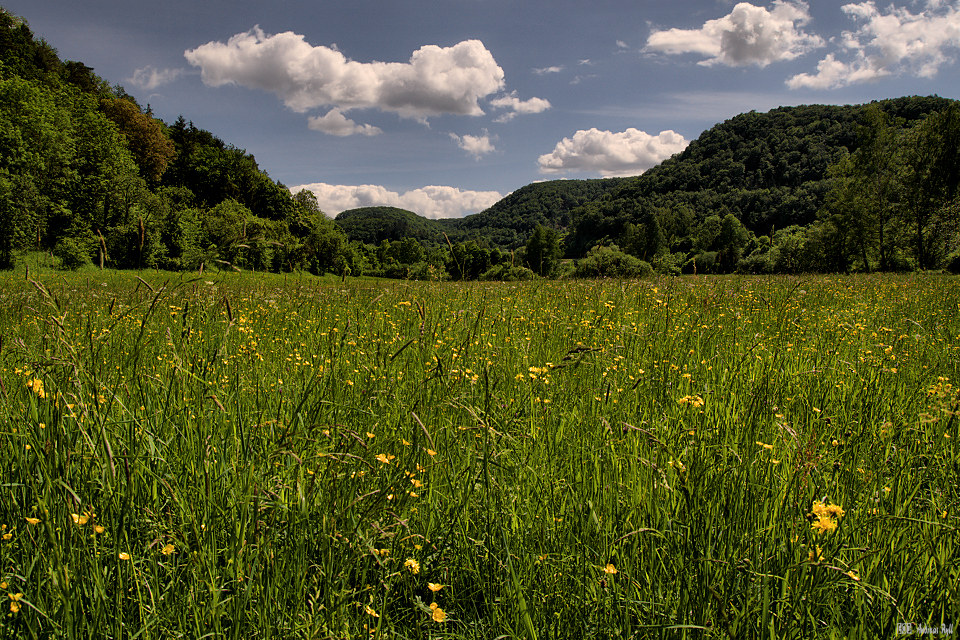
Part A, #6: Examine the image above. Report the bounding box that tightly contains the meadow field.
[0,268,957,638]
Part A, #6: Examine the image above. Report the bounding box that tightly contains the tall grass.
[0,270,957,638]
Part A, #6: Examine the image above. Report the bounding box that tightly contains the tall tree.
[524,224,562,277]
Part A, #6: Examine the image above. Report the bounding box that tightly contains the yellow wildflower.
[118,552,131,561]
[161,544,175,555]
[429,602,446,622]
[24,517,40,525]
[604,563,618,574]
[364,604,379,617]
[428,583,444,592]
[404,558,420,574]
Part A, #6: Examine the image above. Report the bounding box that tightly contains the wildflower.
[811,500,844,534]
[428,583,443,592]
[426,449,437,457]
[807,546,823,563]
[118,552,131,561]
[603,563,618,575]
[161,544,175,555]
[26,379,45,399]
[1,532,10,541]
[429,602,446,622]
[71,513,89,526]
[93,525,105,534]
[9,593,23,613]
[375,454,392,465]
[404,558,420,574]
[365,604,379,618]
[845,570,860,581]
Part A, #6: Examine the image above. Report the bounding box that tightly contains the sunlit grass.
[0,269,957,638]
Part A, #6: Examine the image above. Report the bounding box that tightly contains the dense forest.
[2,6,959,279]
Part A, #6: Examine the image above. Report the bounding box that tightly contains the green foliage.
[573,244,652,278]
[524,224,562,277]
[52,236,92,270]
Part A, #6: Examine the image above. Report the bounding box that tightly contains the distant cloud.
[128,66,185,90]
[450,131,496,159]
[307,108,382,136]
[290,183,503,219]
[787,1,960,89]
[645,1,824,67]
[533,65,564,74]
[616,40,630,49]
[538,128,688,177]
[489,92,551,122]
[185,27,506,119]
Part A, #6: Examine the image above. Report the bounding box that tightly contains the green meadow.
[0,269,957,638]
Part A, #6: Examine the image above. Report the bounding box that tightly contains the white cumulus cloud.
[449,131,496,159]
[787,1,960,89]
[307,108,382,136]
[128,66,185,90]
[645,1,824,67]
[289,183,503,219]
[184,27,506,118]
[538,128,689,177]
[533,65,564,74]
[489,92,552,122]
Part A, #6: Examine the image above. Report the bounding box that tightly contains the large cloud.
[185,28,506,118]
[645,1,824,67]
[290,183,503,219]
[788,1,960,89]
[538,128,689,177]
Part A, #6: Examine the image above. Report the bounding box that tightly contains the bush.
[53,236,92,270]
[575,245,652,279]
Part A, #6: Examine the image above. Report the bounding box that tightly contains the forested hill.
[563,96,960,271]
[449,178,627,248]
[604,97,953,235]
[0,6,349,274]
[335,207,445,246]
[333,179,627,250]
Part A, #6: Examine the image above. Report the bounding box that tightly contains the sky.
[6,0,960,218]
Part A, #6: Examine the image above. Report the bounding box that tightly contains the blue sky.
[6,0,960,217]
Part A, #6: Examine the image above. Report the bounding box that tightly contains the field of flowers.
[0,269,957,638]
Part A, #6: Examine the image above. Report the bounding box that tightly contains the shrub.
[53,236,92,270]
[575,245,652,278]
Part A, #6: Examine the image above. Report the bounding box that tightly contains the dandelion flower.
[428,583,444,592]
[604,563,618,574]
[404,558,420,574]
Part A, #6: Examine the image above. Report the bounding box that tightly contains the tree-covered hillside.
[564,97,960,273]
[0,6,350,274]
[448,178,626,249]
[335,207,447,246]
